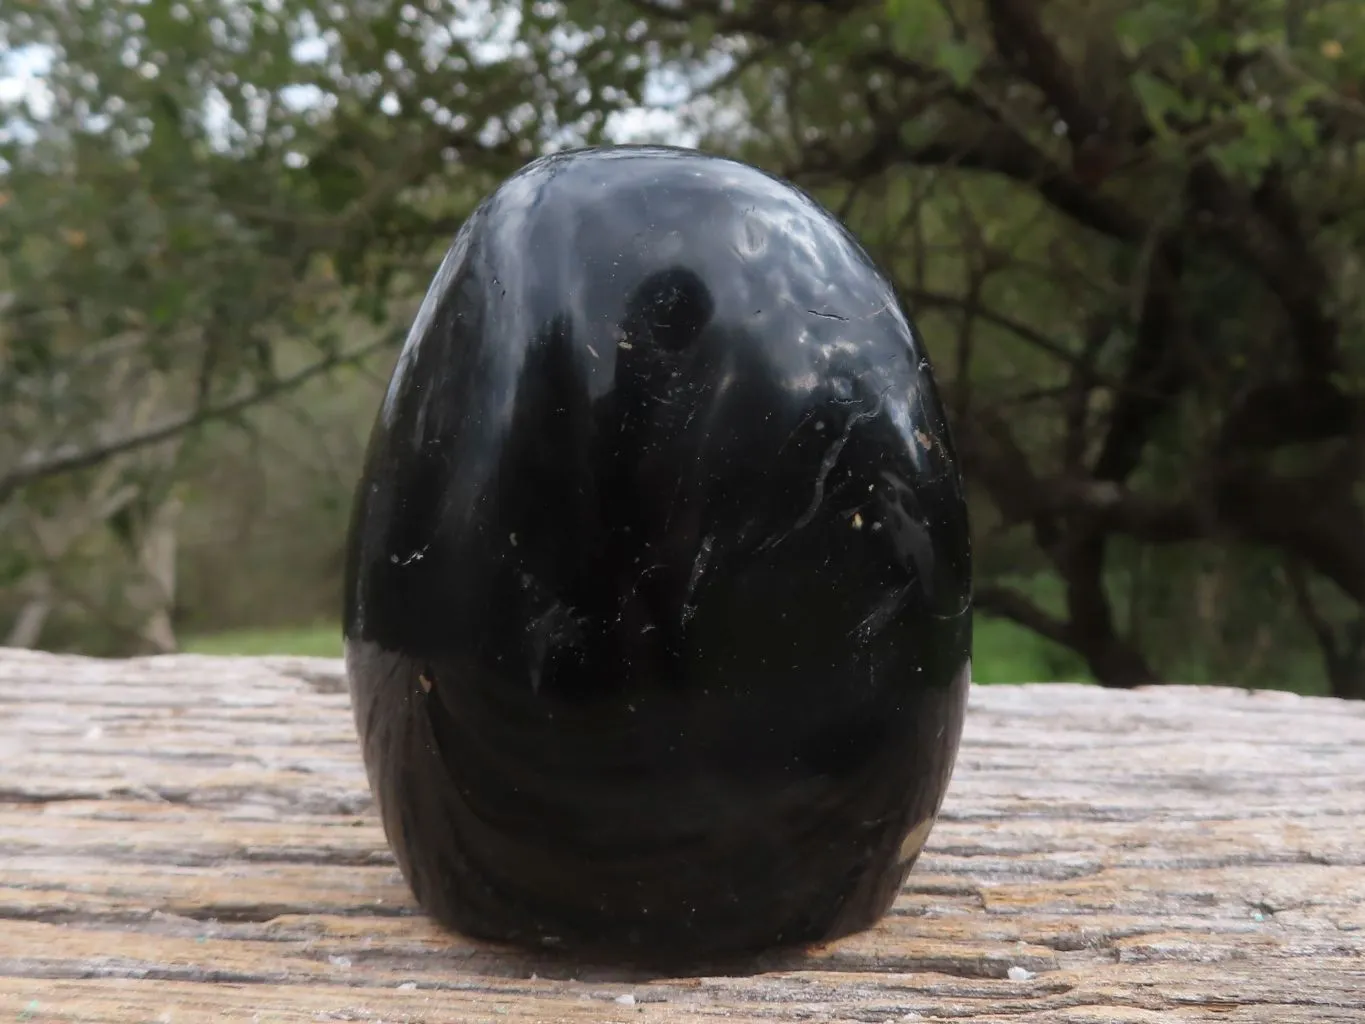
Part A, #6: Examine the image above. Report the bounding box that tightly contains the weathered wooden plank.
[1,649,1362,1022]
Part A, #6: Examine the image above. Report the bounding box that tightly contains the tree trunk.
[1325,618,1365,701]
[134,495,183,654]
[5,574,54,649]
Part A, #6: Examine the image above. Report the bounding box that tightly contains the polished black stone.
[343,145,972,963]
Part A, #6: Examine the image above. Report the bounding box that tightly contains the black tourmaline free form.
[343,145,972,963]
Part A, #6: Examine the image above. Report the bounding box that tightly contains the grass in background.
[972,617,1091,684]
[183,623,343,658]
[184,615,1092,684]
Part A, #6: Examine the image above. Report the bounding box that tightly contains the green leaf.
[1130,71,1189,137]
[935,40,982,88]
[1208,136,1275,185]
[885,0,947,56]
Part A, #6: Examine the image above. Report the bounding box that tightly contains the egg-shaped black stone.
[343,145,971,963]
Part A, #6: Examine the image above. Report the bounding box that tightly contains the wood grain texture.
[1,648,1362,1023]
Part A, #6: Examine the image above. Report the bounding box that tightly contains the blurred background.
[0,0,1361,696]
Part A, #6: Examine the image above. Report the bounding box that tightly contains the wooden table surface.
[1,649,1362,1023]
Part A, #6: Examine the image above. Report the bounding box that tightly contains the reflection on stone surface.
[343,145,973,963]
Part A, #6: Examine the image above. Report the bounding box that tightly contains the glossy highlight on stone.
[342,145,972,963]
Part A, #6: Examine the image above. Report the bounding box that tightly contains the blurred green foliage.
[1,0,1361,695]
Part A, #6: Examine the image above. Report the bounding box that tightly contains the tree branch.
[1217,378,1364,453]
[1215,468,1365,605]
[1063,313,1114,470]
[1285,560,1365,700]
[0,332,400,504]
[798,117,1145,242]
[974,585,1072,647]
[958,409,1204,544]
[982,0,1102,143]
[1092,238,1187,483]
[1285,560,1340,664]
[1188,161,1342,379]
[902,287,1113,377]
